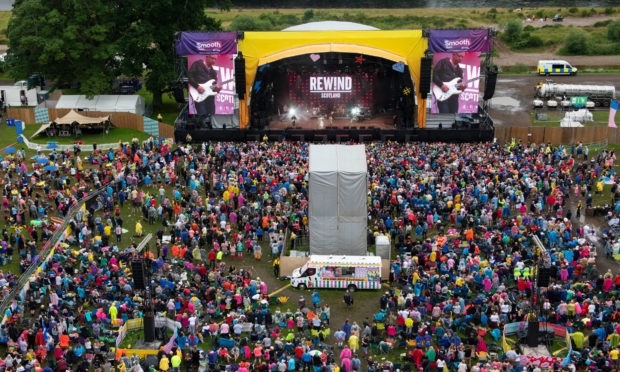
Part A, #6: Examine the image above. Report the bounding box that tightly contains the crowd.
[0,138,618,372]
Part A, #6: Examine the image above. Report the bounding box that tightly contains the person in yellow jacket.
[159,354,170,371]
[135,220,143,237]
[171,352,182,371]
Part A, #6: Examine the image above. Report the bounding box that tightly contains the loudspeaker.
[144,315,156,343]
[173,84,185,103]
[131,260,146,290]
[526,317,539,347]
[235,55,246,100]
[483,65,498,101]
[419,57,433,99]
[537,267,555,287]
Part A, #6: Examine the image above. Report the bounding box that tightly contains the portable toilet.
[375,235,391,260]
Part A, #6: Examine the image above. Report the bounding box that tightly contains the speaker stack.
[131,260,146,290]
[419,57,433,99]
[235,54,246,100]
[483,65,498,101]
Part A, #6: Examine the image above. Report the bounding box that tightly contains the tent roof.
[309,145,366,174]
[55,95,80,109]
[283,21,379,32]
[53,110,109,125]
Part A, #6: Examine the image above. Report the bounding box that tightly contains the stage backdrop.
[430,52,481,114]
[238,30,428,128]
[287,71,374,112]
[176,32,239,122]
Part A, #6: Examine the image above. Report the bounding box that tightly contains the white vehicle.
[537,60,577,76]
[290,255,381,291]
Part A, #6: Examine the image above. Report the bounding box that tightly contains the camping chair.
[369,342,379,354]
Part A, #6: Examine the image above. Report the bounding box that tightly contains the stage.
[174,125,494,143]
[268,113,396,131]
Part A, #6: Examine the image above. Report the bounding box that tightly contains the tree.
[607,19,620,42]
[563,29,588,55]
[302,9,314,22]
[7,0,221,108]
[6,0,123,96]
[502,19,523,44]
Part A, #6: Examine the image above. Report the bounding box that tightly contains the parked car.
[553,14,563,22]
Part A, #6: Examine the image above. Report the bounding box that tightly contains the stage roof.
[237,29,427,127]
[282,21,379,32]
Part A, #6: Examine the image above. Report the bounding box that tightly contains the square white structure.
[308,145,367,255]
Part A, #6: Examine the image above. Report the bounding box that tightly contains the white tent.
[308,145,367,255]
[56,95,145,115]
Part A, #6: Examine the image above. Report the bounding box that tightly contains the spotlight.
[289,108,296,116]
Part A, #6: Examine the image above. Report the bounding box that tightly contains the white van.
[537,60,577,76]
[290,255,381,291]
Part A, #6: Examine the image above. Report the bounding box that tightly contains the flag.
[162,327,178,354]
[610,100,619,128]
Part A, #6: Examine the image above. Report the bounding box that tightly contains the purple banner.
[176,32,238,55]
[430,52,481,114]
[428,29,492,53]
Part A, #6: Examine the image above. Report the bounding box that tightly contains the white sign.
[309,76,352,98]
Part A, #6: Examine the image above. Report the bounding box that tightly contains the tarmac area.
[487,73,620,126]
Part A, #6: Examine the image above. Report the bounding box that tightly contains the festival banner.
[428,29,492,53]
[175,32,238,56]
[430,52,481,114]
[187,54,236,115]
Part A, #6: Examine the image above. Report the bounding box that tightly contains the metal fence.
[0,188,104,320]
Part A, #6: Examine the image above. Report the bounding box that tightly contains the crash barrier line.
[0,188,105,322]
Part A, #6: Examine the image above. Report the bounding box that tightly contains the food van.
[290,255,381,291]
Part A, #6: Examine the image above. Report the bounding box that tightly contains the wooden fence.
[158,123,175,139]
[5,107,617,144]
[8,108,145,132]
[494,126,615,145]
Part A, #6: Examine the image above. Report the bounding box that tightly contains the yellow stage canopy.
[238,30,428,128]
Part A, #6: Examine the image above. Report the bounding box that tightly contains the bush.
[229,15,272,31]
[524,25,535,32]
[527,35,544,48]
[258,13,278,27]
[563,29,588,54]
[503,18,523,44]
[302,9,314,22]
[511,63,529,73]
[568,7,578,14]
[535,10,545,19]
[607,20,620,41]
[594,20,612,27]
[604,7,615,15]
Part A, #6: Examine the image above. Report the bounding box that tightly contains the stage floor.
[269,114,396,130]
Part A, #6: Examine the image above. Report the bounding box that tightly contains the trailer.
[290,255,381,291]
[535,80,616,107]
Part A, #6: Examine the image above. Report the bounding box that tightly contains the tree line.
[6,0,221,109]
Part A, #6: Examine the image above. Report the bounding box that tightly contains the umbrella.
[44,165,58,171]
[46,143,58,149]
[37,158,49,164]
[3,147,16,153]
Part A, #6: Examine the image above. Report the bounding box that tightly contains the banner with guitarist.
[430,52,481,114]
[187,54,236,116]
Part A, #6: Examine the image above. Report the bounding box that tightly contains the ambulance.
[290,255,382,291]
[537,60,578,76]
